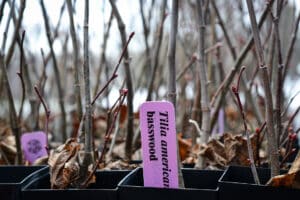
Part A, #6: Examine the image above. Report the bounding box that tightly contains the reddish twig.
[255,121,266,166]
[281,148,297,167]
[34,85,50,147]
[232,66,260,185]
[81,89,128,188]
[109,0,135,161]
[91,32,135,106]
[176,54,197,81]
[280,106,300,145]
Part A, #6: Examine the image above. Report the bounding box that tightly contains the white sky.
[0,0,144,56]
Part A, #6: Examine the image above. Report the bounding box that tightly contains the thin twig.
[0,53,22,164]
[281,90,300,117]
[281,106,300,145]
[91,32,135,106]
[5,0,26,66]
[139,0,151,77]
[34,49,49,130]
[0,0,7,24]
[66,0,83,121]
[1,0,14,53]
[40,0,67,141]
[210,0,263,126]
[176,54,197,81]
[282,12,300,82]
[36,2,66,69]
[109,0,135,161]
[210,0,275,109]
[246,0,279,177]
[34,85,50,148]
[146,1,167,101]
[189,119,201,138]
[81,89,128,188]
[16,31,26,121]
[167,0,179,107]
[232,66,260,185]
[93,10,114,97]
[211,0,236,59]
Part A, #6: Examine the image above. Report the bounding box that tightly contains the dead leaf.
[177,133,192,161]
[199,144,227,167]
[195,133,258,168]
[33,155,49,165]
[224,133,257,166]
[102,159,141,170]
[48,138,81,189]
[268,151,300,189]
[0,140,17,164]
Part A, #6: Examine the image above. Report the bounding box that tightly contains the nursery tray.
[118,167,223,200]
[218,165,300,200]
[0,165,46,200]
[21,167,131,200]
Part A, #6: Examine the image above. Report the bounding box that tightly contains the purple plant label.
[21,131,48,164]
[140,101,179,188]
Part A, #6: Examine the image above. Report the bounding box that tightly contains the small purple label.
[21,131,48,164]
[140,101,179,188]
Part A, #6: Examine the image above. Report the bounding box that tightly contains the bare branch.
[109,0,135,161]
[66,0,83,121]
[232,66,260,184]
[210,0,275,108]
[91,32,135,106]
[0,53,22,164]
[5,0,26,66]
[40,0,67,141]
[146,1,167,101]
[282,12,300,82]
[16,31,26,121]
[82,0,93,167]
[34,85,50,147]
[246,0,279,177]
[93,10,114,97]
[195,0,210,162]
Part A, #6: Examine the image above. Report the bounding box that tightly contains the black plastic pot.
[0,165,46,200]
[219,165,300,200]
[21,167,130,200]
[118,167,223,200]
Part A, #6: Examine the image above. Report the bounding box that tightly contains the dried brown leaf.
[224,133,257,166]
[48,138,81,189]
[199,144,227,168]
[268,151,300,189]
[177,133,192,161]
[0,141,17,164]
[196,133,258,168]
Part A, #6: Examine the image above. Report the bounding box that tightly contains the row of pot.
[1,165,299,200]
